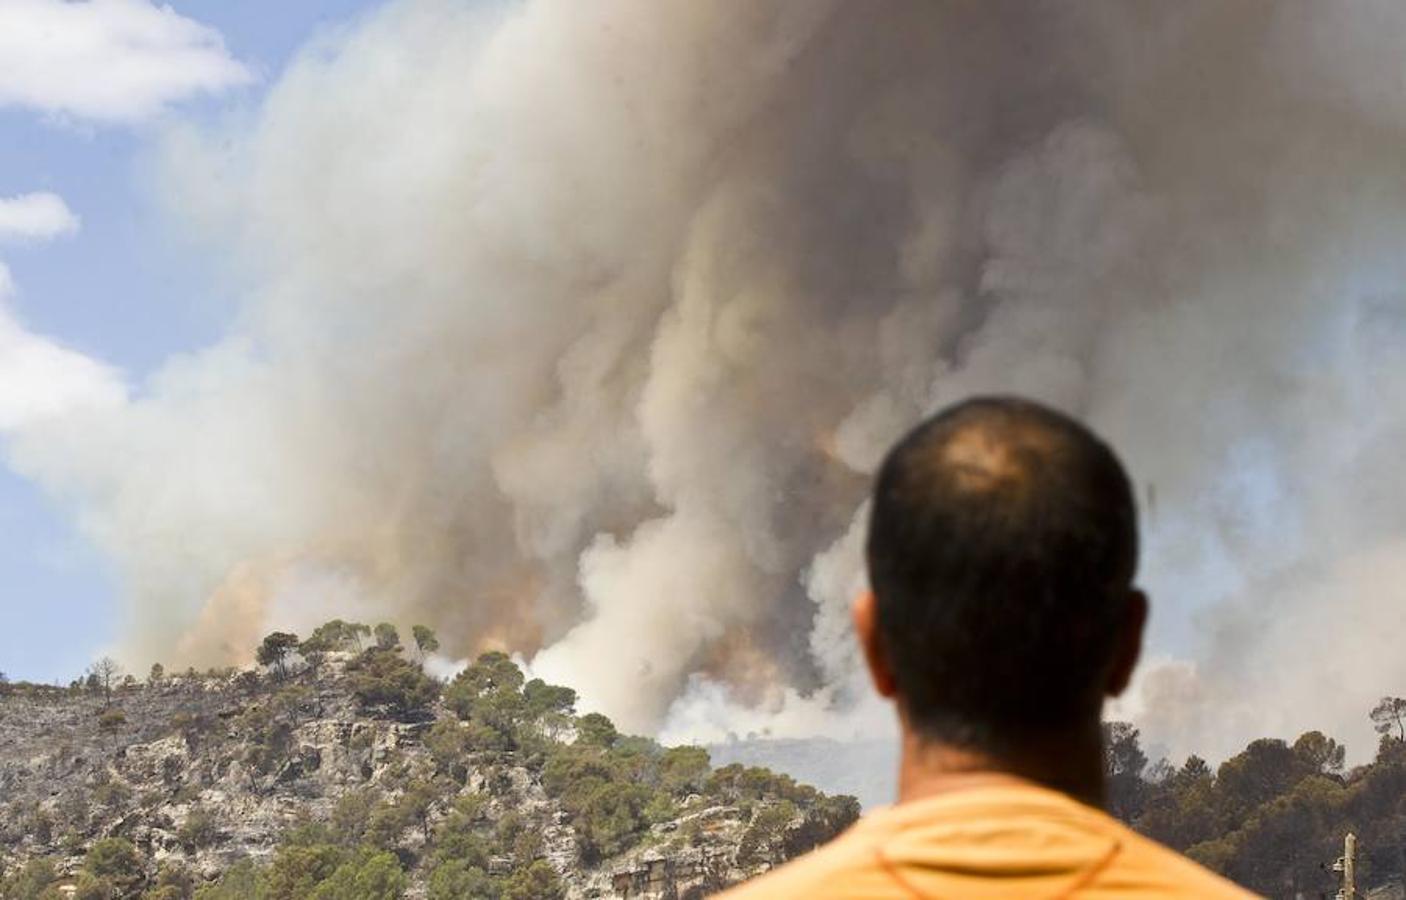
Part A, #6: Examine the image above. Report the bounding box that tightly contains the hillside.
[10,638,1406,900]
[0,626,858,900]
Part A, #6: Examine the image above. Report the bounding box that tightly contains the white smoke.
[11,1,1406,763]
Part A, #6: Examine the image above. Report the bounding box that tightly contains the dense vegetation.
[0,622,859,900]
[1103,707,1406,896]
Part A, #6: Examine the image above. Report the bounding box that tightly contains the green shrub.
[644,792,678,824]
[539,743,663,862]
[84,837,143,882]
[307,849,404,900]
[427,860,497,900]
[411,625,440,659]
[737,801,797,867]
[301,620,371,653]
[331,789,380,846]
[1,858,59,900]
[192,860,266,900]
[512,828,544,863]
[464,719,513,752]
[264,844,345,900]
[443,653,525,734]
[784,795,861,858]
[177,807,219,851]
[502,861,563,900]
[424,721,472,780]
[574,713,618,749]
[72,873,115,900]
[428,808,491,871]
[346,651,439,719]
[372,624,401,653]
[659,746,711,796]
[142,861,196,900]
[365,801,412,850]
[256,633,299,681]
[92,779,132,811]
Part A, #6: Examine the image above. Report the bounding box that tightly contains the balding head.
[865,396,1139,753]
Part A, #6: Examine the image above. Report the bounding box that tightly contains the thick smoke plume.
[12,1,1406,761]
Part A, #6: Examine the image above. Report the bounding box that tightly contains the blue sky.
[0,1,379,683]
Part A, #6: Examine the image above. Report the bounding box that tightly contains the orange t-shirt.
[717,782,1256,899]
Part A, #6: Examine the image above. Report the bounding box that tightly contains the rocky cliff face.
[0,652,858,899]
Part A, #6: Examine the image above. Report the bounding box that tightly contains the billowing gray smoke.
[12,1,1406,760]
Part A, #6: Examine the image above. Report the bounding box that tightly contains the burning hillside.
[9,2,1406,761]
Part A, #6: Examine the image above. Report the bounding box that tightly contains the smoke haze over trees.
[10,1,1406,762]
[1102,717,1406,897]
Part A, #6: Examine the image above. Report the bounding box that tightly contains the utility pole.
[1331,832,1357,900]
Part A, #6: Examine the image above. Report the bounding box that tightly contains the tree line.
[1105,697,1406,896]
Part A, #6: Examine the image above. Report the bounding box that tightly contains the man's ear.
[1105,588,1148,698]
[852,591,898,699]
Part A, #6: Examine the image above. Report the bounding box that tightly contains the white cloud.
[0,192,80,242]
[0,262,125,432]
[0,0,251,123]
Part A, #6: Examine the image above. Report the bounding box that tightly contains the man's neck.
[896,721,1106,809]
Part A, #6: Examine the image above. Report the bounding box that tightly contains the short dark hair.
[865,396,1138,752]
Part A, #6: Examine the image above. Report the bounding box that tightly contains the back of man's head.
[865,396,1139,754]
